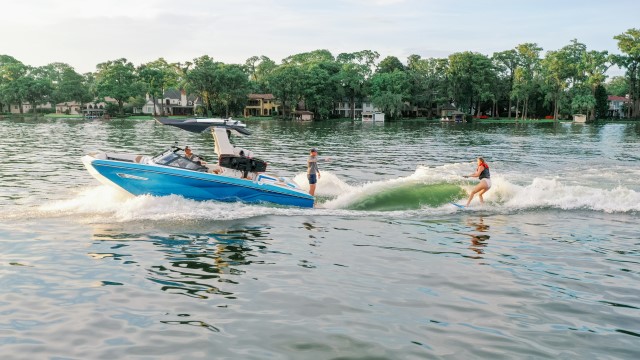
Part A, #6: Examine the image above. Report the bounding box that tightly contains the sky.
[2,0,638,75]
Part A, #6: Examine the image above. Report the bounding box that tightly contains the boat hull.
[82,156,314,208]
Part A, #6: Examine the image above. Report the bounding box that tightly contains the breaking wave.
[4,163,639,223]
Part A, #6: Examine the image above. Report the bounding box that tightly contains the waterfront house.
[333,99,362,119]
[244,94,279,117]
[82,98,119,118]
[607,95,630,118]
[57,99,114,115]
[10,97,119,117]
[333,99,383,119]
[362,111,385,122]
[439,104,458,118]
[142,88,199,116]
[56,101,82,115]
[10,102,53,114]
[294,110,314,121]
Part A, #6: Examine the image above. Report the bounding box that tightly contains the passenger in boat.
[464,157,491,206]
[185,146,205,166]
[307,148,321,196]
[184,146,194,158]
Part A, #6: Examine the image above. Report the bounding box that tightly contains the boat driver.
[184,146,204,166]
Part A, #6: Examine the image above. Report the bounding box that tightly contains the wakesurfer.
[464,157,491,206]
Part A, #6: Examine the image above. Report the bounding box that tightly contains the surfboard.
[450,202,466,209]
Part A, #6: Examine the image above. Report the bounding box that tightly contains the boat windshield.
[151,149,207,172]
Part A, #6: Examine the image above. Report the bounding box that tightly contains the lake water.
[1,118,639,359]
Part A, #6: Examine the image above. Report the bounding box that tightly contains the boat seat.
[207,164,224,174]
[134,155,149,164]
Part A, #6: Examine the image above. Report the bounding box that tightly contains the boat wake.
[5,163,639,223]
[292,167,466,211]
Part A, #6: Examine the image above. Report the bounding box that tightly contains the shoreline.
[1,113,638,124]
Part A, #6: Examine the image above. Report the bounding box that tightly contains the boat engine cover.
[219,154,267,173]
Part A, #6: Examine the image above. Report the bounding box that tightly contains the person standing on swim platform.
[307,148,321,196]
[464,157,491,206]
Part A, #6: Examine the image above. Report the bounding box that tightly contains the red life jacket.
[478,162,490,179]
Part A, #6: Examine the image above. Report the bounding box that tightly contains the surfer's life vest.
[478,162,490,180]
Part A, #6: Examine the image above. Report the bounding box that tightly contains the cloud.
[2,0,638,73]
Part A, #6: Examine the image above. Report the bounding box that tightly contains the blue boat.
[82,118,314,208]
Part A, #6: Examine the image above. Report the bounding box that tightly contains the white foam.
[500,177,640,213]
[292,172,353,197]
[33,185,315,223]
[312,164,640,214]
[11,163,638,224]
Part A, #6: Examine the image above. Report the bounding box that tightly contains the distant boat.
[82,117,314,208]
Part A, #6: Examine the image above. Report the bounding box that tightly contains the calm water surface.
[1,118,639,359]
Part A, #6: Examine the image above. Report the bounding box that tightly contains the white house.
[56,101,83,115]
[9,97,119,117]
[10,102,54,114]
[333,99,382,119]
[142,88,200,116]
[362,111,385,122]
[607,95,630,118]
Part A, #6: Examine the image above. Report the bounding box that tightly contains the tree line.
[1,28,639,120]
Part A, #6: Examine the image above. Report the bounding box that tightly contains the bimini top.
[156,117,250,135]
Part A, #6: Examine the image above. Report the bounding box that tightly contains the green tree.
[406,55,451,117]
[245,56,260,82]
[594,84,608,119]
[540,39,589,120]
[582,50,611,119]
[512,43,542,119]
[376,56,405,74]
[302,61,342,119]
[138,58,178,116]
[447,51,497,115]
[16,66,53,117]
[405,55,429,117]
[185,55,221,116]
[369,70,410,119]
[172,61,193,91]
[0,55,28,113]
[277,50,342,119]
[541,48,574,120]
[613,28,640,118]
[337,50,379,72]
[43,63,93,115]
[246,55,277,93]
[214,63,251,118]
[336,50,379,119]
[606,76,629,96]
[492,50,519,118]
[571,85,596,115]
[186,58,251,117]
[82,72,98,111]
[284,50,334,65]
[266,64,304,119]
[95,58,142,117]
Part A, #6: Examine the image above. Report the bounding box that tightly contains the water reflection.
[465,217,490,255]
[90,225,272,300]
